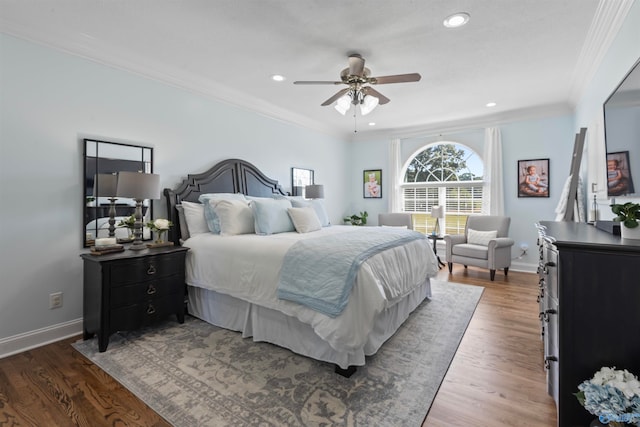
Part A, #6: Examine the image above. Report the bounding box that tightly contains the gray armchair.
[378,213,413,229]
[444,215,514,281]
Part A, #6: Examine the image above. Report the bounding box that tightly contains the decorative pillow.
[198,193,247,233]
[210,199,254,236]
[291,198,330,227]
[249,197,294,235]
[181,201,210,235]
[467,228,498,246]
[287,207,322,233]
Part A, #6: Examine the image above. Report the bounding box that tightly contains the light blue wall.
[350,116,575,268]
[0,34,348,341]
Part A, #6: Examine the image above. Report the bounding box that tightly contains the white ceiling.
[0,1,631,140]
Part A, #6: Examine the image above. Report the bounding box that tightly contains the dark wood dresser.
[81,246,189,352]
[537,221,640,426]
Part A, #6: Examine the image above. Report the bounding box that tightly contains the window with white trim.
[402,142,484,235]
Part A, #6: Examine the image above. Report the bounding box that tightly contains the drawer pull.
[147,265,157,275]
[146,304,156,315]
[542,308,557,322]
[146,284,157,295]
[544,356,558,370]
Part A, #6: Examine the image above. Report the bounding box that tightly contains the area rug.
[73,280,483,427]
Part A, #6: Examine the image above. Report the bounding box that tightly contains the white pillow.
[210,199,255,236]
[287,207,322,233]
[467,228,498,246]
[181,201,210,235]
[290,198,330,227]
[248,197,295,235]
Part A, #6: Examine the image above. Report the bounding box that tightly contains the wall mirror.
[83,139,154,247]
[291,167,314,197]
[603,57,640,197]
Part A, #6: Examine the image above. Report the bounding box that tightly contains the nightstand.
[80,245,189,352]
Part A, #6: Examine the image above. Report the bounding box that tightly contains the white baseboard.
[510,260,537,273]
[0,318,83,359]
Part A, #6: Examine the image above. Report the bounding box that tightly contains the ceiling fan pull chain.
[353,110,358,133]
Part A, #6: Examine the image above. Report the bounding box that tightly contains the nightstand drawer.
[110,253,185,286]
[110,293,184,332]
[110,276,184,308]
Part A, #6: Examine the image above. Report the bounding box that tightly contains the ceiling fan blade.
[321,88,350,106]
[369,73,421,84]
[348,54,365,77]
[361,86,390,104]
[293,80,344,85]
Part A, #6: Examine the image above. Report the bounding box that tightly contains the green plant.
[344,211,368,226]
[611,202,640,228]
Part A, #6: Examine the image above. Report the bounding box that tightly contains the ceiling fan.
[293,53,421,116]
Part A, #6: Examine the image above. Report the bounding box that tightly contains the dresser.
[81,246,189,352]
[536,221,640,426]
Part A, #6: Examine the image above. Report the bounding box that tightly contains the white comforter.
[183,225,439,352]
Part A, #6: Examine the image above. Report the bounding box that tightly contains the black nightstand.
[80,245,189,352]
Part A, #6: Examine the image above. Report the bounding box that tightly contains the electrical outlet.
[49,292,63,309]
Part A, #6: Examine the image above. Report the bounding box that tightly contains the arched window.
[402,142,484,235]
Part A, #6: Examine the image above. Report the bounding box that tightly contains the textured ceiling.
[1,0,624,140]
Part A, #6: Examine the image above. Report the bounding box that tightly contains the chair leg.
[490,269,496,281]
[447,262,453,273]
[504,267,509,276]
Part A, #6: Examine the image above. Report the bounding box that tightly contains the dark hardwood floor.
[0,265,556,426]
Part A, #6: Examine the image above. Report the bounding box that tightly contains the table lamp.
[305,184,324,199]
[116,171,160,250]
[431,206,444,236]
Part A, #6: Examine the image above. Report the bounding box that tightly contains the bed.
[164,159,439,374]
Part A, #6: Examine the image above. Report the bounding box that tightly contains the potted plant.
[611,202,640,240]
[344,211,368,226]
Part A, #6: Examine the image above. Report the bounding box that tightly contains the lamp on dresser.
[305,184,325,199]
[93,173,119,237]
[116,171,160,250]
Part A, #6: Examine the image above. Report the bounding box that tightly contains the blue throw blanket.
[277,227,427,317]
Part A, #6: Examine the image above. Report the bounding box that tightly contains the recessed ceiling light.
[443,12,470,28]
[368,122,376,126]
[486,102,497,107]
[271,74,285,82]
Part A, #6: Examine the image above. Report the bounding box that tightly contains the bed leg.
[334,365,357,378]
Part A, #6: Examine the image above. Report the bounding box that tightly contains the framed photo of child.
[518,159,550,198]
[607,151,635,197]
[363,169,382,198]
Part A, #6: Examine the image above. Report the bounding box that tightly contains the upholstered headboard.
[163,158,287,244]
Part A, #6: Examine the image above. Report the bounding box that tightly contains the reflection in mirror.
[291,167,314,197]
[83,139,154,247]
[604,57,640,197]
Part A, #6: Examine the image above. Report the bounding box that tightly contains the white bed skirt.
[187,279,432,369]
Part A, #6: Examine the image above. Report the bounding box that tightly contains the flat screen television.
[603,57,640,198]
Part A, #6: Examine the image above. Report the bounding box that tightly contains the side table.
[81,245,189,352]
[428,234,446,268]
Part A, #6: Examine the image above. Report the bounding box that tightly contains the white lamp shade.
[93,173,118,197]
[431,206,444,218]
[360,94,379,116]
[116,171,161,200]
[305,184,324,199]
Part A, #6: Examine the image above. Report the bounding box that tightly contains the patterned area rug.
[73,280,483,427]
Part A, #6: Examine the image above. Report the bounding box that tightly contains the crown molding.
[567,0,635,106]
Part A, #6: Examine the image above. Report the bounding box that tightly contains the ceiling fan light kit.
[294,53,421,117]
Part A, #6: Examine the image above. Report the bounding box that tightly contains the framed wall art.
[291,167,314,197]
[607,151,635,196]
[363,169,382,198]
[518,158,549,198]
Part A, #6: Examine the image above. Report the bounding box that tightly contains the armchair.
[378,213,413,229]
[444,215,514,281]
